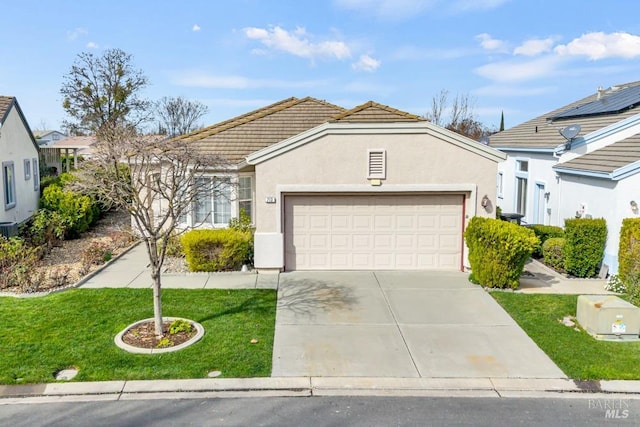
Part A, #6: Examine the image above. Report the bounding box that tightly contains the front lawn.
[0,288,276,384]
[492,292,640,380]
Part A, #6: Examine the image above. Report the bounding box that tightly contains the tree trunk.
[151,267,163,338]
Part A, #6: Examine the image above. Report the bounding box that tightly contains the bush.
[542,237,566,271]
[181,229,253,272]
[563,218,607,278]
[529,224,564,258]
[40,184,99,238]
[618,218,640,285]
[164,232,184,258]
[464,216,538,289]
[24,209,67,249]
[0,236,43,292]
[626,272,640,306]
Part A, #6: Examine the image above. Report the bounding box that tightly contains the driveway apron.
[271,271,566,379]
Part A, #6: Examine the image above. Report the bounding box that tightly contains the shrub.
[181,229,253,272]
[563,218,607,278]
[0,236,43,292]
[40,184,99,238]
[80,241,112,275]
[24,209,67,250]
[618,218,640,285]
[542,237,566,271]
[626,272,640,306]
[169,319,193,334]
[495,205,502,220]
[529,224,564,258]
[164,232,184,258]
[229,209,253,232]
[464,216,538,289]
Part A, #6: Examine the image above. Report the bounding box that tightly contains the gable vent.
[367,149,386,179]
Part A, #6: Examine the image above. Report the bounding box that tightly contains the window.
[497,172,503,198]
[516,176,527,215]
[517,160,528,172]
[32,158,39,191]
[238,176,253,221]
[3,161,16,210]
[367,149,386,179]
[24,159,31,180]
[192,177,232,226]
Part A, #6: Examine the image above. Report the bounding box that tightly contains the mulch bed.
[121,320,197,349]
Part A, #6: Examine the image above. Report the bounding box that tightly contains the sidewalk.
[2,377,640,402]
[78,243,278,290]
[519,258,611,295]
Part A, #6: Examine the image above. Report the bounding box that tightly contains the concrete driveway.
[272,271,566,379]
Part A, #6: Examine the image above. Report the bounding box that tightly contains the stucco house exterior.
[490,81,640,274]
[173,97,505,272]
[0,96,40,234]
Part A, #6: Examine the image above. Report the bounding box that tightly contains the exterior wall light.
[631,200,638,215]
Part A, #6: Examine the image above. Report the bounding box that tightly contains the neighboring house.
[173,97,505,272]
[490,81,640,274]
[32,130,67,147]
[0,96,40,232]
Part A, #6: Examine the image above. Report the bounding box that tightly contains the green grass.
[491,292,640,380]
[0,288,276,384]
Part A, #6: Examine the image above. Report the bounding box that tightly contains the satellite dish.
[559,124,581,141]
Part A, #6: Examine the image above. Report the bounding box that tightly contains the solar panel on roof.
[549,85,640,120]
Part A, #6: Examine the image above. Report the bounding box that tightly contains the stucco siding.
[254,132,499,233]
[0,106,39,224]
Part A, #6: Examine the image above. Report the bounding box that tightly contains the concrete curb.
[2,377,640,402]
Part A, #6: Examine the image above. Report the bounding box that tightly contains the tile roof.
[174,97,346,163]
[0,96,14,122]
[50,135,96,149]
[555,134,640,175]
[332,101,425,122]
[490,81,640,149]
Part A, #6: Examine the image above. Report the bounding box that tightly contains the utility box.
[577,295,640,341]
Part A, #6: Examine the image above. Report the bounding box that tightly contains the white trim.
[246,122,507,165]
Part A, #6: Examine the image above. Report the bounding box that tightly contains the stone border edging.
[114,317,205,354]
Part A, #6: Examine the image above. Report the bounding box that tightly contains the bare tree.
[71,127,228,337]
[156,96,209,137]
[425,90,491,140]
[60,48,151,136]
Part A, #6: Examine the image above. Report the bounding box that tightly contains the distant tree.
[60,48,151,138]
[155,96,209,137]
[70,125,228,338]
[425,89,492,140]
[499,111,505,132]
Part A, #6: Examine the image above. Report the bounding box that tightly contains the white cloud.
[474,56,562,82]
[352,54,381,72]
[475,33,508,52]
[192,24,201,32]
[473,84,556,97]
[244,26,351,61]
[555,32,640,60]
[67,27,88,41]
[86,41,99,49]
[514,37,555,56]
[171,70,329,89]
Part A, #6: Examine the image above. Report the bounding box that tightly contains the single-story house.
[0,96,40,235]
[490,81,640,274]
[173,97,506,272]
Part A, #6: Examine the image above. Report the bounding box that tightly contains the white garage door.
[284,194,463,271]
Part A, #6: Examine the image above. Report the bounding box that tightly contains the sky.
[2,0,640,133]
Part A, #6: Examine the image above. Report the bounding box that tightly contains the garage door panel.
[285,194,463,270]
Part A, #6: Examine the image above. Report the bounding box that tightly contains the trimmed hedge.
[465,216,538,289]
[181,229,253,272]
[618,218,640,284]
[529,224,564,258]
[542,237,566,271]
[563,218,607,278]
